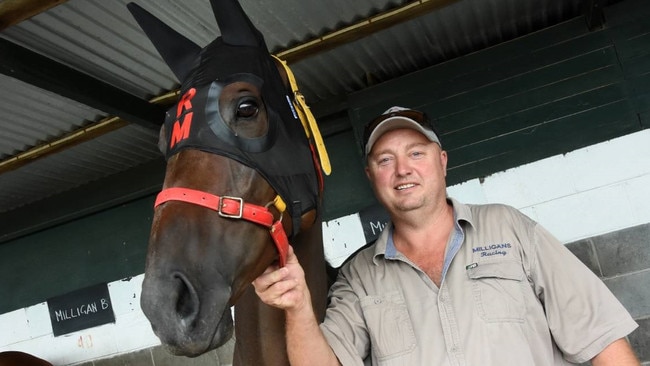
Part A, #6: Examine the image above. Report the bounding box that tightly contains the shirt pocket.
[360,290,416,361]
[467,260,526,323]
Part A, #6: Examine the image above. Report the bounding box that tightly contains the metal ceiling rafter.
[0,0,68,31]
[0,38,166,130]
[0,38,168,174]
[0,0,459,174]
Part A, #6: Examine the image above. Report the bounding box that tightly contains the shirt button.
[374,299,382,304]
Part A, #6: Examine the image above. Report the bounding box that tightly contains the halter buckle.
[218,196,244,219]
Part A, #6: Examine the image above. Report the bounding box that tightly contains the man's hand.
[253,245,341,366]
[253,245,311,313]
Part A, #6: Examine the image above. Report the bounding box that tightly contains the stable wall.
[0,198,154,314]
[1,0,649,364]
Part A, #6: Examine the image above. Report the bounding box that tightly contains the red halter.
[154,187,290,267]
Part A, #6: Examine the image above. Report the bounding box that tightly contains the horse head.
[128,0,329,357]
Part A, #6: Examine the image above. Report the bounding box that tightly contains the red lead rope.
[154,187,290,267]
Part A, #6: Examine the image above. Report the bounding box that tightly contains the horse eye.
[236,101,259,119]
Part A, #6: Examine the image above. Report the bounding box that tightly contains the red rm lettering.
[170,88,197,148]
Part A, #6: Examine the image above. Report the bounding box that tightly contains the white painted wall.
[2,129,649,364]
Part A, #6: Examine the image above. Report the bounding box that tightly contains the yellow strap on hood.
[273,55,332,175]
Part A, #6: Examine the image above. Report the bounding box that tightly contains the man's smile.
[395,183,416,190]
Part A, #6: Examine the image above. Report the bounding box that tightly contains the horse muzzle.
[140,271,234,356]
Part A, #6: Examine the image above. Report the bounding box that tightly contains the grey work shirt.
[320,198,638,366]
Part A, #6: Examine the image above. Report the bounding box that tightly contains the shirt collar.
[372,197,475,264]
[449,197,475,228]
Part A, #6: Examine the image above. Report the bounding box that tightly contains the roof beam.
[0,157,166,244]
[0,38,165,130]
[0,0,68,31]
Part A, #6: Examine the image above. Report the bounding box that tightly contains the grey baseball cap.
[364,106,441,156]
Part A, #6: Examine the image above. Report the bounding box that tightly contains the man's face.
[365,128,447,214]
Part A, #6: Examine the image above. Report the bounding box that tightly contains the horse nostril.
[173,273,200,329]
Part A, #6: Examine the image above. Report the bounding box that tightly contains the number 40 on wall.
[77,334,93,349]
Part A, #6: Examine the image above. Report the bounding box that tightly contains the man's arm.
[253,246,340,366]
[591,338,639,366]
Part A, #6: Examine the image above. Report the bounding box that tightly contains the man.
[254,106,640,365]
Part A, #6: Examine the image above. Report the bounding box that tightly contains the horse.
[0,351,52,366]
[128,1,332,364]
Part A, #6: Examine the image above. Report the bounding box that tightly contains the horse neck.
[292,216,328,320]
[232,217,328,366]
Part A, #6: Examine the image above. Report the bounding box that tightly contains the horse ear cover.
[127,3,201,82]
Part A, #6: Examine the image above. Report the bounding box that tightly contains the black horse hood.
[128,1,325,227]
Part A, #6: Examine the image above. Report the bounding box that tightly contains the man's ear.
[440,150,448,177]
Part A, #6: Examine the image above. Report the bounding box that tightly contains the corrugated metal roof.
[0,74,104,158]
[0,0,613,215]
[0,125,160,211]
[289,0,584,101]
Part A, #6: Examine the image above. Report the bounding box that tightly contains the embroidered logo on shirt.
[472,243,512,257]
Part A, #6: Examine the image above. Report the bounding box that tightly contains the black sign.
[47,283,115,336]
[358,204,390,244]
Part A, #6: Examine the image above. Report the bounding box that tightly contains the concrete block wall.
[567,224,650,365]
[78,340,235,366]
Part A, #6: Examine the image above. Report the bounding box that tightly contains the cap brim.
[365,117,440,156]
